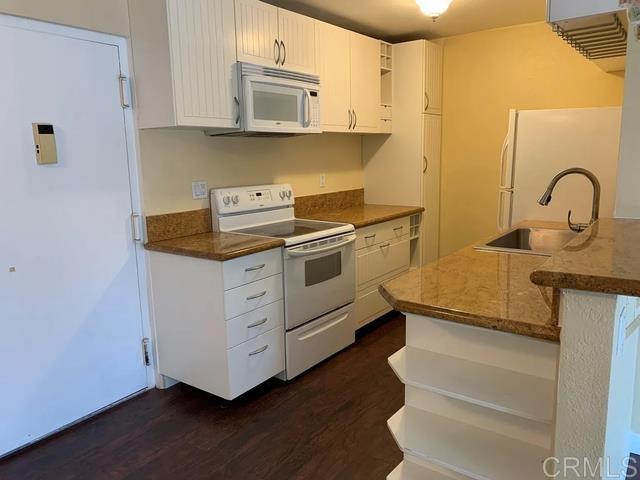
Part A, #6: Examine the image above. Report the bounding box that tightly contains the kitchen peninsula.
[381,218,640,479]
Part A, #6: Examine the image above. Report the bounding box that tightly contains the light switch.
[192,181,209,200]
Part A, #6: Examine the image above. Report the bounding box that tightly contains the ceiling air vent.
[551,13,628,71]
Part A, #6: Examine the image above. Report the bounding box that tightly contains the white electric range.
[210,184,356,379]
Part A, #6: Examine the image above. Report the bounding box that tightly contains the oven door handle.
[287,234,356,258]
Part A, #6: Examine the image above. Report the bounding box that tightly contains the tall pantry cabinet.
[363,40,443,267]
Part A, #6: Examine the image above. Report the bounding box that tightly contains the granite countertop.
[531,218,640,297]
[380,221,563,342]
[144,232,285,261]
[302,204,424,229]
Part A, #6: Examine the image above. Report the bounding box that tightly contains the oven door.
[284,233,356,330]
[243,75,321,134]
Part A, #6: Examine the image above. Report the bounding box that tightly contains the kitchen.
[1,0,639,478]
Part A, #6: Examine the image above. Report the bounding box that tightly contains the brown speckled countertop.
[531,218,640,297]
[380,221,563,342]
[144,232,284,261]
[303,204,424,229]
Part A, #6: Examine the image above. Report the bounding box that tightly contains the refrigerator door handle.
[499,135,510,189]
[497,189,512,232]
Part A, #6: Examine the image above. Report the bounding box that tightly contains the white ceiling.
[265,0,547,41]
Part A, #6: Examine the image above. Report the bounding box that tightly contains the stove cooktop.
[234,219,343,239]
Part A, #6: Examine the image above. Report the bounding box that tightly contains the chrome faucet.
[537,167,601,233]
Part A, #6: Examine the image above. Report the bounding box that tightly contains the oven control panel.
[211,184,294,214]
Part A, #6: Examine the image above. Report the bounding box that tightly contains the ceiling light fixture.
[416,0,454,21]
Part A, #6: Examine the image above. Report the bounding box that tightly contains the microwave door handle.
[287,235,356,258]
[302,89,311,128]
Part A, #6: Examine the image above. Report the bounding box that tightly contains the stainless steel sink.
[475,227,577,256]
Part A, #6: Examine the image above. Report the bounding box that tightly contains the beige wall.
[438,21,624,256]
[139,130,363,215]
[0,0,129,36]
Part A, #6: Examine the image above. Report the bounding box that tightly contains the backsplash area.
[145,189,364,242]
[138,129,364,216]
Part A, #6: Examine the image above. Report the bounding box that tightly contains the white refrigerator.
[498,107,622,231]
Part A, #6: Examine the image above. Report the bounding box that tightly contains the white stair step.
[388,347,555,423]
[388,459,464,479]
[387,406,549,480]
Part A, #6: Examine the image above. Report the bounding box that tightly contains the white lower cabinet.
[227,326,285,398]
[355,217,412,327]
[148,248,285,400]
[226,300,284,348]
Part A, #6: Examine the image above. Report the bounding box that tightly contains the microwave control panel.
[309,91,320,128]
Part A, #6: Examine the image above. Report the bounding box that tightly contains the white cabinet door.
[422,114,442,265]
[235,0,280,68]
[424,41,443,116]
[168,0,238,128]
[316,21,351,132]
[278,9,316,74]
[350,32,381,133]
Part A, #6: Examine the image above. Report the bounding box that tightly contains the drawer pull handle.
[245,264,266,272]
[379,243,391,249]
[393,226,404,232]
[246,291,267,301]
[247,318,268,329]
[248,345,269,356]
[364,234,376,240]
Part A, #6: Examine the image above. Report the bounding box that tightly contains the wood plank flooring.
[0,314,405,480]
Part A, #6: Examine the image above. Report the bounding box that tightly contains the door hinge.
[131,213,143,243]
[142,338,151,366]
[118,74,132,109]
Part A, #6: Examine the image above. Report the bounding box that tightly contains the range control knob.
[231,194,240,205]
[222,195,231,206]
[279,191,286,200]
[286,190,292,199]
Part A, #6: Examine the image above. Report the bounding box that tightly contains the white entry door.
[0,18,147,456]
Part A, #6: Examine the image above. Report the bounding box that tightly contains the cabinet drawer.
[355,285,392,327]
[226,300,284,349]
[357,238,410,288]
[224,274,283,320]
[227,326,285,398]
[356,217,410,250]
[223,248,283,290]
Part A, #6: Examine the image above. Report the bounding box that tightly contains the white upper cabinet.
[316,24,381,133]
[278,9,317,74]
[350,32,382,133]
[235,0,317,74]
[316,21,351,131]
[235,0,280,67]
[424,41,443,116]
[129,0,239,130]
[548,0,624,22]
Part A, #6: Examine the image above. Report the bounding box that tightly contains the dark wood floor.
[0,313,405,480]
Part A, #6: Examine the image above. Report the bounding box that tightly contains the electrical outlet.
[192,181,209,200]
[320,174,326,188]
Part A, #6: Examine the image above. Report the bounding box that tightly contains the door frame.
[0,14,156,390]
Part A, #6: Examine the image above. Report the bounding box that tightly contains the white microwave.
[214,63,322,136]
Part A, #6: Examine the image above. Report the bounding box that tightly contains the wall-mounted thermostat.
[32,123,58,165]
